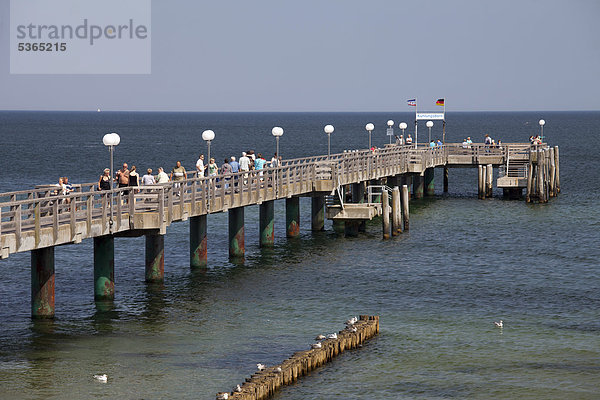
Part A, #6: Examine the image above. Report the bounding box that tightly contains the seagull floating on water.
[327,333,338,339]
[234,384,242,392]
[311,342,322,349]
[93,374,108,383]
[494,320,503,328]
[315,334,326,340]
[256,363,266,371]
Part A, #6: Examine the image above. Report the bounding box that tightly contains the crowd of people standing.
[96,150,281,191]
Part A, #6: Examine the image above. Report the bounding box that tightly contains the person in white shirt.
[196,154,205,177]
[239,152,251,172]
[156,167,169,184]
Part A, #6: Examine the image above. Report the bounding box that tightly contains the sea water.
[0,111,598,399]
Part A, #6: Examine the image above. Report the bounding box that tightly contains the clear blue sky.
[1,0,599,112]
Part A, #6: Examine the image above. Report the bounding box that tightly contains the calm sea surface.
[0,111,599,399]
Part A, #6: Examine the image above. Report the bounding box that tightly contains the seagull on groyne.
[276,367,282,373]
[256,363,266,371]
[345,326,357,333]
[315,334,326,340]
[93,374,108,383]
[234,384,242,392]
[216,392,229,400]
[494,320,503,328]
[311,342,322,349]
[346,316,358,326]
[326,333,338,339]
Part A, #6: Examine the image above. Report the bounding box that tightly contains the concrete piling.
[310,196,325,231]
[486,164,493,197]
[526,162,533,203]
[31,246,55,318]
[401,184,409,231]
[145,233,165,282]
[443,167,449,193]
[285,197,300,238]
[391,186,401,235]
[190,215,208,268]
[259,201,275,247]
[548,147,556,197]
[217,316,380,400]
[554,146,560,193]
[229,207,245,258]
[412,174,424,199]
[478,165,485,199]
[424,168,435,196]
[93,235,114,300]
[382,189,390,239]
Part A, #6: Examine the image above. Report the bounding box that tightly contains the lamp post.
[387,119,394,144]
[202,130,215,164]
[271,126,283,159]
[426,120,434,144]
[365,123,374,149]
[399,122,407,145]
[102,132,120,230]
[324,124,334,158]
[538,119,545,142]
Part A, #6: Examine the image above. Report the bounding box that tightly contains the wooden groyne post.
[216,316,380,400]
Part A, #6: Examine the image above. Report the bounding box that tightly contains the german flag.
[436,98,445,106]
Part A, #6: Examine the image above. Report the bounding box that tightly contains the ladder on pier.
[497,145,530,188]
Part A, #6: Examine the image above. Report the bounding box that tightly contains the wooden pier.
[0,143,560,318]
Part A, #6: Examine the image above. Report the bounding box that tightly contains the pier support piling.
[391,187,401,235]
[554,146,560,193]
[478,165,485,199]
[526,162,533,203]
[259,201,275,247]
[382,189,390,239]
[424,168,435,197]
[401,184,410,231]
[486,164,493,197]
[443,167,449,193]
[145,233,165,282]
[311,196,325,231]
[286,197,300,238]
[31,246,55,318]
[190,215,207,268]
[412,174,424,199]
[94,235,114,301]
[228,207,245,258]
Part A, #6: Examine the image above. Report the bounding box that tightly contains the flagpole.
[443,97,446,144]
[415,97,418,149]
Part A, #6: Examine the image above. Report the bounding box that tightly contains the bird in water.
[256,363,266,371]
[311,342,322,349]
[93,374,107,383]
[494,320,503,328]
[315,334,326,340]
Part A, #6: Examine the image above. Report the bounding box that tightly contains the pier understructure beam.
[344,182,365,237]
[145,232,165,282]
[190,215,207,268]
[31,246,55,318]
[94,235,115,301]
